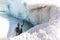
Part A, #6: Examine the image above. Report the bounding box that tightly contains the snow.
[0,16,9,38]
[25,0,60,7]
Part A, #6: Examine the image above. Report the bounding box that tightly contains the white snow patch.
[0,16,9,38]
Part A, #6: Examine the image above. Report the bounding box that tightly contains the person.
[14,21,24,36]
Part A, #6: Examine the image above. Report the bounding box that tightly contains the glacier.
[0,0,60,40]
[10,5,60,40]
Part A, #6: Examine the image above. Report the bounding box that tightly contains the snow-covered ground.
[0,16,9,38]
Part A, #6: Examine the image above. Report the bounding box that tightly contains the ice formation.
[10,6,60,40]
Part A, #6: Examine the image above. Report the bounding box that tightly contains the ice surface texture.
[10,7,60,40]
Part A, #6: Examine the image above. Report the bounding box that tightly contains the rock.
[10,5,60,40]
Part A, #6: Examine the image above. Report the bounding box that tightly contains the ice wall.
[10,6,60,40]
[0,0,60,39]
